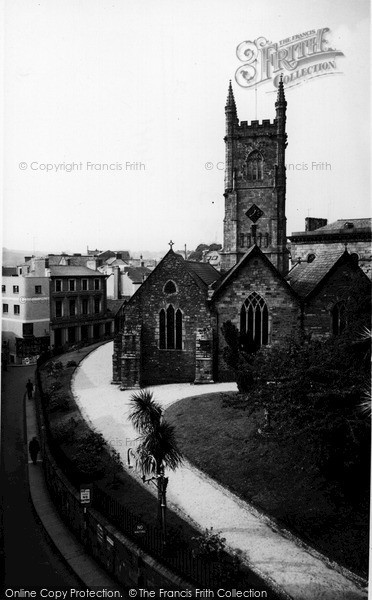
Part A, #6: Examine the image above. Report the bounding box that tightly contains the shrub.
[48,394,70,412]
[192,527,226,561]
[66,360,77,368]
[46,361,64,377]
[51,417,79,442]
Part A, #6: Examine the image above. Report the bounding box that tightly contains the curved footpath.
[72,342,368,600]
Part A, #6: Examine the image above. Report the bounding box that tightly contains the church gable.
[299,255,371,340]
[118,250,213,387]
[212,248,301,380]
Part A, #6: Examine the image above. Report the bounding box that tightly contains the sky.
[2,0,370,255]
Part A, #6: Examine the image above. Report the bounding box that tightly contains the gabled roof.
[49,266,106,277]
[106,299,126,316]
[105,257,128,266]
[211,245,297,300]
[46,254,94,267]
[285,249,353,298]
[125,249,218,305]
[98,250,131,262]
[185,261,220,287]
[124,266,151,284]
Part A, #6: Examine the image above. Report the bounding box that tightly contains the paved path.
[1,365,82,593]
[72,342,368,600]
[1,349,125,597]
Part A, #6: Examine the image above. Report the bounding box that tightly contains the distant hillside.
[2,247,49,267]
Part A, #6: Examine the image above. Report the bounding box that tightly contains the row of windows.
[54,278,101,292]
[2,284,44,294]
[239,232,270,248]
[3,304,20,314]
[2,281,102,294]
[55,297,101,318]
[156,296,347,352]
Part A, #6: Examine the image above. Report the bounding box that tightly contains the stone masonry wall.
[303,261,371,340]
[121,252,212,388]
[213,253,301,381]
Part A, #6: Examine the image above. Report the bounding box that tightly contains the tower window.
[163,280,177,294]
[331,302,346,335]
[240,292,269,352]
[159,305,183,349]
[239,234,245,247]
[246,151,263,181]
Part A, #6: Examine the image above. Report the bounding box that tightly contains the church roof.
[285,248,351,298]
[185,261,220,287]
[211,246,297,300]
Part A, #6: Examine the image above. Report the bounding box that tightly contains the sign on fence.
[134,523,146,535]
[80,484,92,505]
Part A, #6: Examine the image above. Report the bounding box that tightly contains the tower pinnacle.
[225,80,237,113]
[275,74,287,108]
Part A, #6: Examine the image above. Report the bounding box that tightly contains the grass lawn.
[165,392,369,578]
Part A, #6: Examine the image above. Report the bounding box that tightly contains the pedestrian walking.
[29,437,40,465]
[26,379,34,399]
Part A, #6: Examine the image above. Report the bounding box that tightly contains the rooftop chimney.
[305,217,328,232]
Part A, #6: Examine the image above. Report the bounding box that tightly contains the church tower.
[220,78,289,274]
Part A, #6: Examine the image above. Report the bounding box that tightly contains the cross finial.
[169,240,174,249]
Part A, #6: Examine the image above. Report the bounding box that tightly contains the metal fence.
[35,358,220,589]
[92,484,214,586]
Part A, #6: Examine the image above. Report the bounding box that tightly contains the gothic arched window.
[331,301,346,335]
[247,151,263,181]
[240,292,269,352]
[163,280,177,294]
[159,305,183,349]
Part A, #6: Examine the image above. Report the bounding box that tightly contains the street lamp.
[127,448,169,547]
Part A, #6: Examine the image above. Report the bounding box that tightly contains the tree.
[187,243,222,262]
[224,327,371,495]
[128,389,183,543]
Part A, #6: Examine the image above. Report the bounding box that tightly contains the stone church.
[112,79,370,389]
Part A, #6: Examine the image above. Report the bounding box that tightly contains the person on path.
[26,379,34,399]
[29,436,40,465]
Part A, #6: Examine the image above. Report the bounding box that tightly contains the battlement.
[238,119,277,129]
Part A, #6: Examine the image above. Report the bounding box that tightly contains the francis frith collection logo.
[235,28,344,89]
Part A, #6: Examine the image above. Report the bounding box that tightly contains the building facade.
[221,80,288,274]
[2,259,50,364]
[49,265,112,348]
[113,81,371,390]
[289,218,372,278]
[2,256,119,362]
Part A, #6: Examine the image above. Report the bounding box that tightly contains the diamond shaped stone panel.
[246,204,264,223]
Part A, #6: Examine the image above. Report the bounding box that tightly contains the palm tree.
[128,389,183,543]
